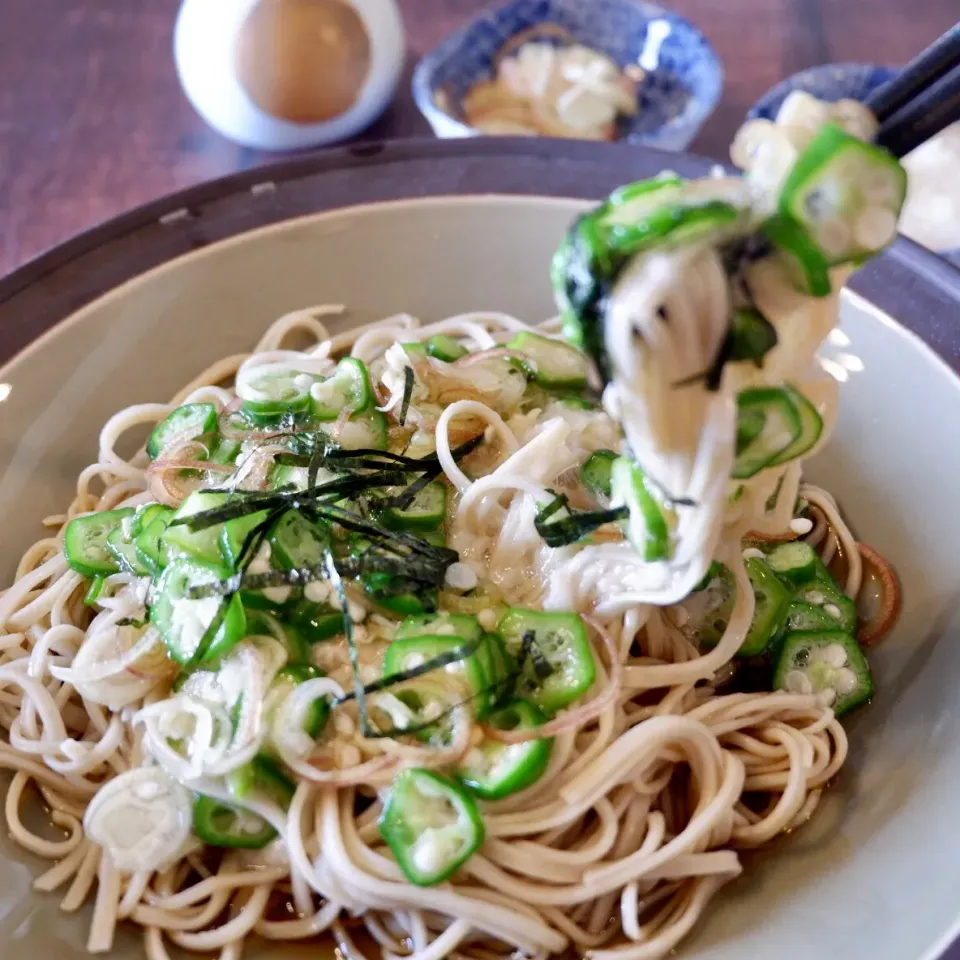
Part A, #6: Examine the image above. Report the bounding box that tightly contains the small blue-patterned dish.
[748,62,898,121]
[412,0,723,151]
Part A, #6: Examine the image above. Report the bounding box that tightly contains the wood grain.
[0,0,956,275]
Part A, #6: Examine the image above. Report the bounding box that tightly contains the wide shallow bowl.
[2,139,960,960]
[411,0,722,150]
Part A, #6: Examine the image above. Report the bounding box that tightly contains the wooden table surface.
[0,0,956,276]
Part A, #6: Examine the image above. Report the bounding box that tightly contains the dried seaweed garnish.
[398,365,415,427]
[186,552,448,599]
[236,505,287,570]
[376,468,442,512]
[536,506,629,546]
[171,427,481,691]
[317,503,457,562]
[276,434,484,473]
[177,470,412,530]
[181,436,484,533]
[534,492,628,547]
[331,636,483,707]
[273,452,421,473]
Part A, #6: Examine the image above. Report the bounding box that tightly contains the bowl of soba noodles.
[1,109,960,960]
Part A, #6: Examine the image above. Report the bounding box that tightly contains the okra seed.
[853,207,896,251]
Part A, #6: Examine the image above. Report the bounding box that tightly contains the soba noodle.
[0,93,903,960]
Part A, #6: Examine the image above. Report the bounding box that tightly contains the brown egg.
[235,0,372,125]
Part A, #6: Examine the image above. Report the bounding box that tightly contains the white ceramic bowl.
[1,150,960,959]
[174,0,405,150]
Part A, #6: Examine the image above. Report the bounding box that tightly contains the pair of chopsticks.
[866,23,960,158]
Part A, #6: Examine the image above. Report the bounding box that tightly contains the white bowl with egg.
[174,0,405,150]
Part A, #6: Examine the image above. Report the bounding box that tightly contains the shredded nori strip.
[765,475,785,512]
[331,636,483,707]
[175,470,413,530]
[398,365,415,427]
[377,468,442,512]
[416,433,485,466]
[237,505,287,569]
[536,506,629,546]
[534,492,629,547]
[274,452,419,473]
[317,503,457,562]
[181,436,484,534]
[340,555,447,584]
[187,552,447,599]
[277,434,484,472]
[335,628,539,737]
[491,644,527,709]
[362,574,439,600]
[116,616,149,628]
[721,234,773,277]
[166,423,484,704]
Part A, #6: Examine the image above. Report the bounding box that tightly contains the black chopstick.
[865,23,960,123]
[874,61,960,158]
